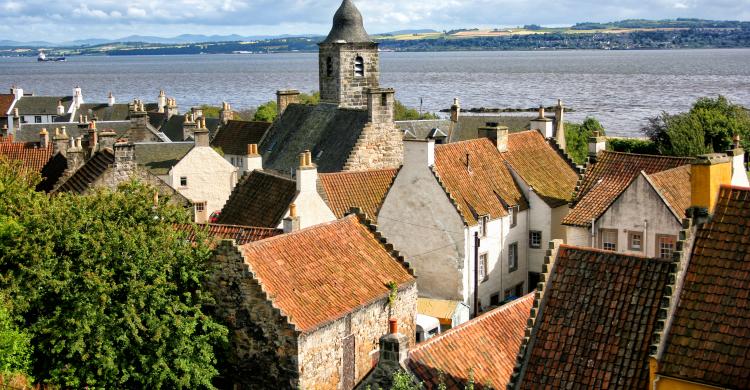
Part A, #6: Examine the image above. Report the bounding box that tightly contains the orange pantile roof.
[318,168,398,221]
[239,215,415,333]
[563,151,693,227]
[0,141,53,172]
[175,223,282,246]
[660,186,750,389]
[0,94,14,117]
[646,164,692,220]
[434,139,527,226]
[409,294,534,389]
[500,131,578,208]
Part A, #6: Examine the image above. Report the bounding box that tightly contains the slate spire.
[322,0,373,44]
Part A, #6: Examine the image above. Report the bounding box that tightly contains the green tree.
[0,159,227,389]
[643,96,750,156]
[393,100,439,121]
[390,370,422,390]
[199,105,222,119]
[565,117,606,164]
[0,297,31,378]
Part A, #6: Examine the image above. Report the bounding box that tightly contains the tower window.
[326,57,333,77]
[381,93,388,107]
[354,56,364,77]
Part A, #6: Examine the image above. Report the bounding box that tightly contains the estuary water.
[1,49,749,137]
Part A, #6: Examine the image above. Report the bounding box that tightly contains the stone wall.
[344,121,403,171]
[297,282,417,390]
[207,241,301,389]
[319,43,380,110]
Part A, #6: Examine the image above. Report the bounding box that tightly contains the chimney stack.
[57,100,65,116]
[12,86,23,101]
[66,136,85,172]
[478,122,509,153]
[157,90,167,113]
[366,88,395,124]
[113,141,136,174]
[220,101,234,125]
[108,92,115,107]
[1,125,8,139]
[53,127,70,156]
[727,134,749,187]
[690,153,732,220]
[296,150,317,194]
[98,127,117,150]
[166,98,178,119]
[554,99,566,150]
[12,108,20,132]
[403,135,435,168]
[87,121,98,155]
[283,203,301,233]
[588,131,606,159]
[73,86,83,109]
[193,122,210,148]
[530,105,554,138]
[276,90,300,117]
[246,143,263,172]
[450,97,460,123]
[39,128,49,148]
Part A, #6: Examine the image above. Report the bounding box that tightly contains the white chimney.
[108,92,115,107]
[728,134,750,187]
[404,137,436,168]
[283,203,301,233]
[530,105,554,139]
[57,100,65,115]
[13,87,23,101]
[245,144,263,172]
[158,90,167,113]
[73,86,83,109]
[296,151,318,194]
[588,131,607,158]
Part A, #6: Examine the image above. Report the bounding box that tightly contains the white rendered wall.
[169,146,238,221]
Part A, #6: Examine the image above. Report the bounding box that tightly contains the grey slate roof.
[15,121,133,143]
[160,115,221,142]
[211,120,271,156]
[14,96,73,116]
[134,142,194,175]
[396,115,535,144]
[260,103,369,173]
[55,149,115,194]
[217,170,297,228]
[77,103,130,122]
[321,0,373,44]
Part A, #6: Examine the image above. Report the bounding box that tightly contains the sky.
[1,0,749,43]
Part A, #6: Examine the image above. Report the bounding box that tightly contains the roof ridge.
[345,207,415,277]
[411,293,534,353]
[240,215,355,249]
[601,150,695,160]
[200,223,281,231]
[319,167,398,177]
[558,243,672,263]
[430,165,470,227]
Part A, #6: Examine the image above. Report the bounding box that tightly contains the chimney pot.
[299,152,307,168]
[389,318,398,334]
[289,203,298,218]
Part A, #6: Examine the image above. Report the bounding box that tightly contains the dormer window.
[326,57,333,77]
[354,56,364,77]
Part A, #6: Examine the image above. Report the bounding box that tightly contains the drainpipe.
[473,231,480,318]
[644,219,649,256]
[591,218,596,247]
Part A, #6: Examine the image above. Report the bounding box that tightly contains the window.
[326,57,333,77]
[490,293,500,306]
[478,216,489,237]
[478,253,488,281]
[34,116,42,123]
[657,235,677,260]
[504,283,523,300]
[529,231,542,249]
[230,157,235,166]
[381,93,388,107]
[529,272,541,291]
[508,242,518,272]
[180,176,188,187]
[510,205,519,228]
[600,229,618,251]
[195,202,205,213]
[354,56,364,77]
[628,231,643,251]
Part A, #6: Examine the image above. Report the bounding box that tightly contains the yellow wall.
[691,161,731,211]
[651,357,723,390]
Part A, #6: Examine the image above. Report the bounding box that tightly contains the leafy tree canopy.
[565,117,605,164]
[0,157,227,389]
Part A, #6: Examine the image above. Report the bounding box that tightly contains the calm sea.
[1,49,749,137]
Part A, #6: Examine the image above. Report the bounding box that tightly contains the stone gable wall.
[297,282,417,390]
[207,241,301,389]
[344,121,403,171]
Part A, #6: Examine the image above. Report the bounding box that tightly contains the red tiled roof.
[646,164,692,220]
[563,151,693,227]
[434,139,527,226]
[409,294,534,389]
[318,168,398,221]
[515,245,673,389]
[660,186,750,389]
[0,94,14,117]
[500,131,578,208]
[239,215,415,333]
[175,223,282,246]
[0,141,53,172]
[211,120,272,156]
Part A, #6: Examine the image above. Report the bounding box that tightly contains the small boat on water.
[38,51,66,62]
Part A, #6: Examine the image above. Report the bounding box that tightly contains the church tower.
[319,0,380,109]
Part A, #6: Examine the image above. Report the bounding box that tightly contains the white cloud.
[0,0,748,42]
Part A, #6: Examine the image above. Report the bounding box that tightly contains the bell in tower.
[318,0,380,109]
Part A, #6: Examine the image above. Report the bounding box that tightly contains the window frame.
[478,215,489,237]
[599,228,618,251]
[478,252,488,281]
[529,230,542,249]
[180,176,188,187]
[354,56,364,77]
[326,56,333,77]
[34,115,42,123]
[628,231,643,252]
[657,234,677,260]
[195,202,206,213]
[508,242,518,272]
[510,205,519,228]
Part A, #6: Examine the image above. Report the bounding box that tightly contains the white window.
[195,202,205,213]
[478,253,488,281]
[657,235,677,260]
[478,216,489,237]
[600,229,618,251]
[510,205,519,228]
[529,231,542,249]
[508,242,518,272]
[354,56,364,77]
[629,231,643,251]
